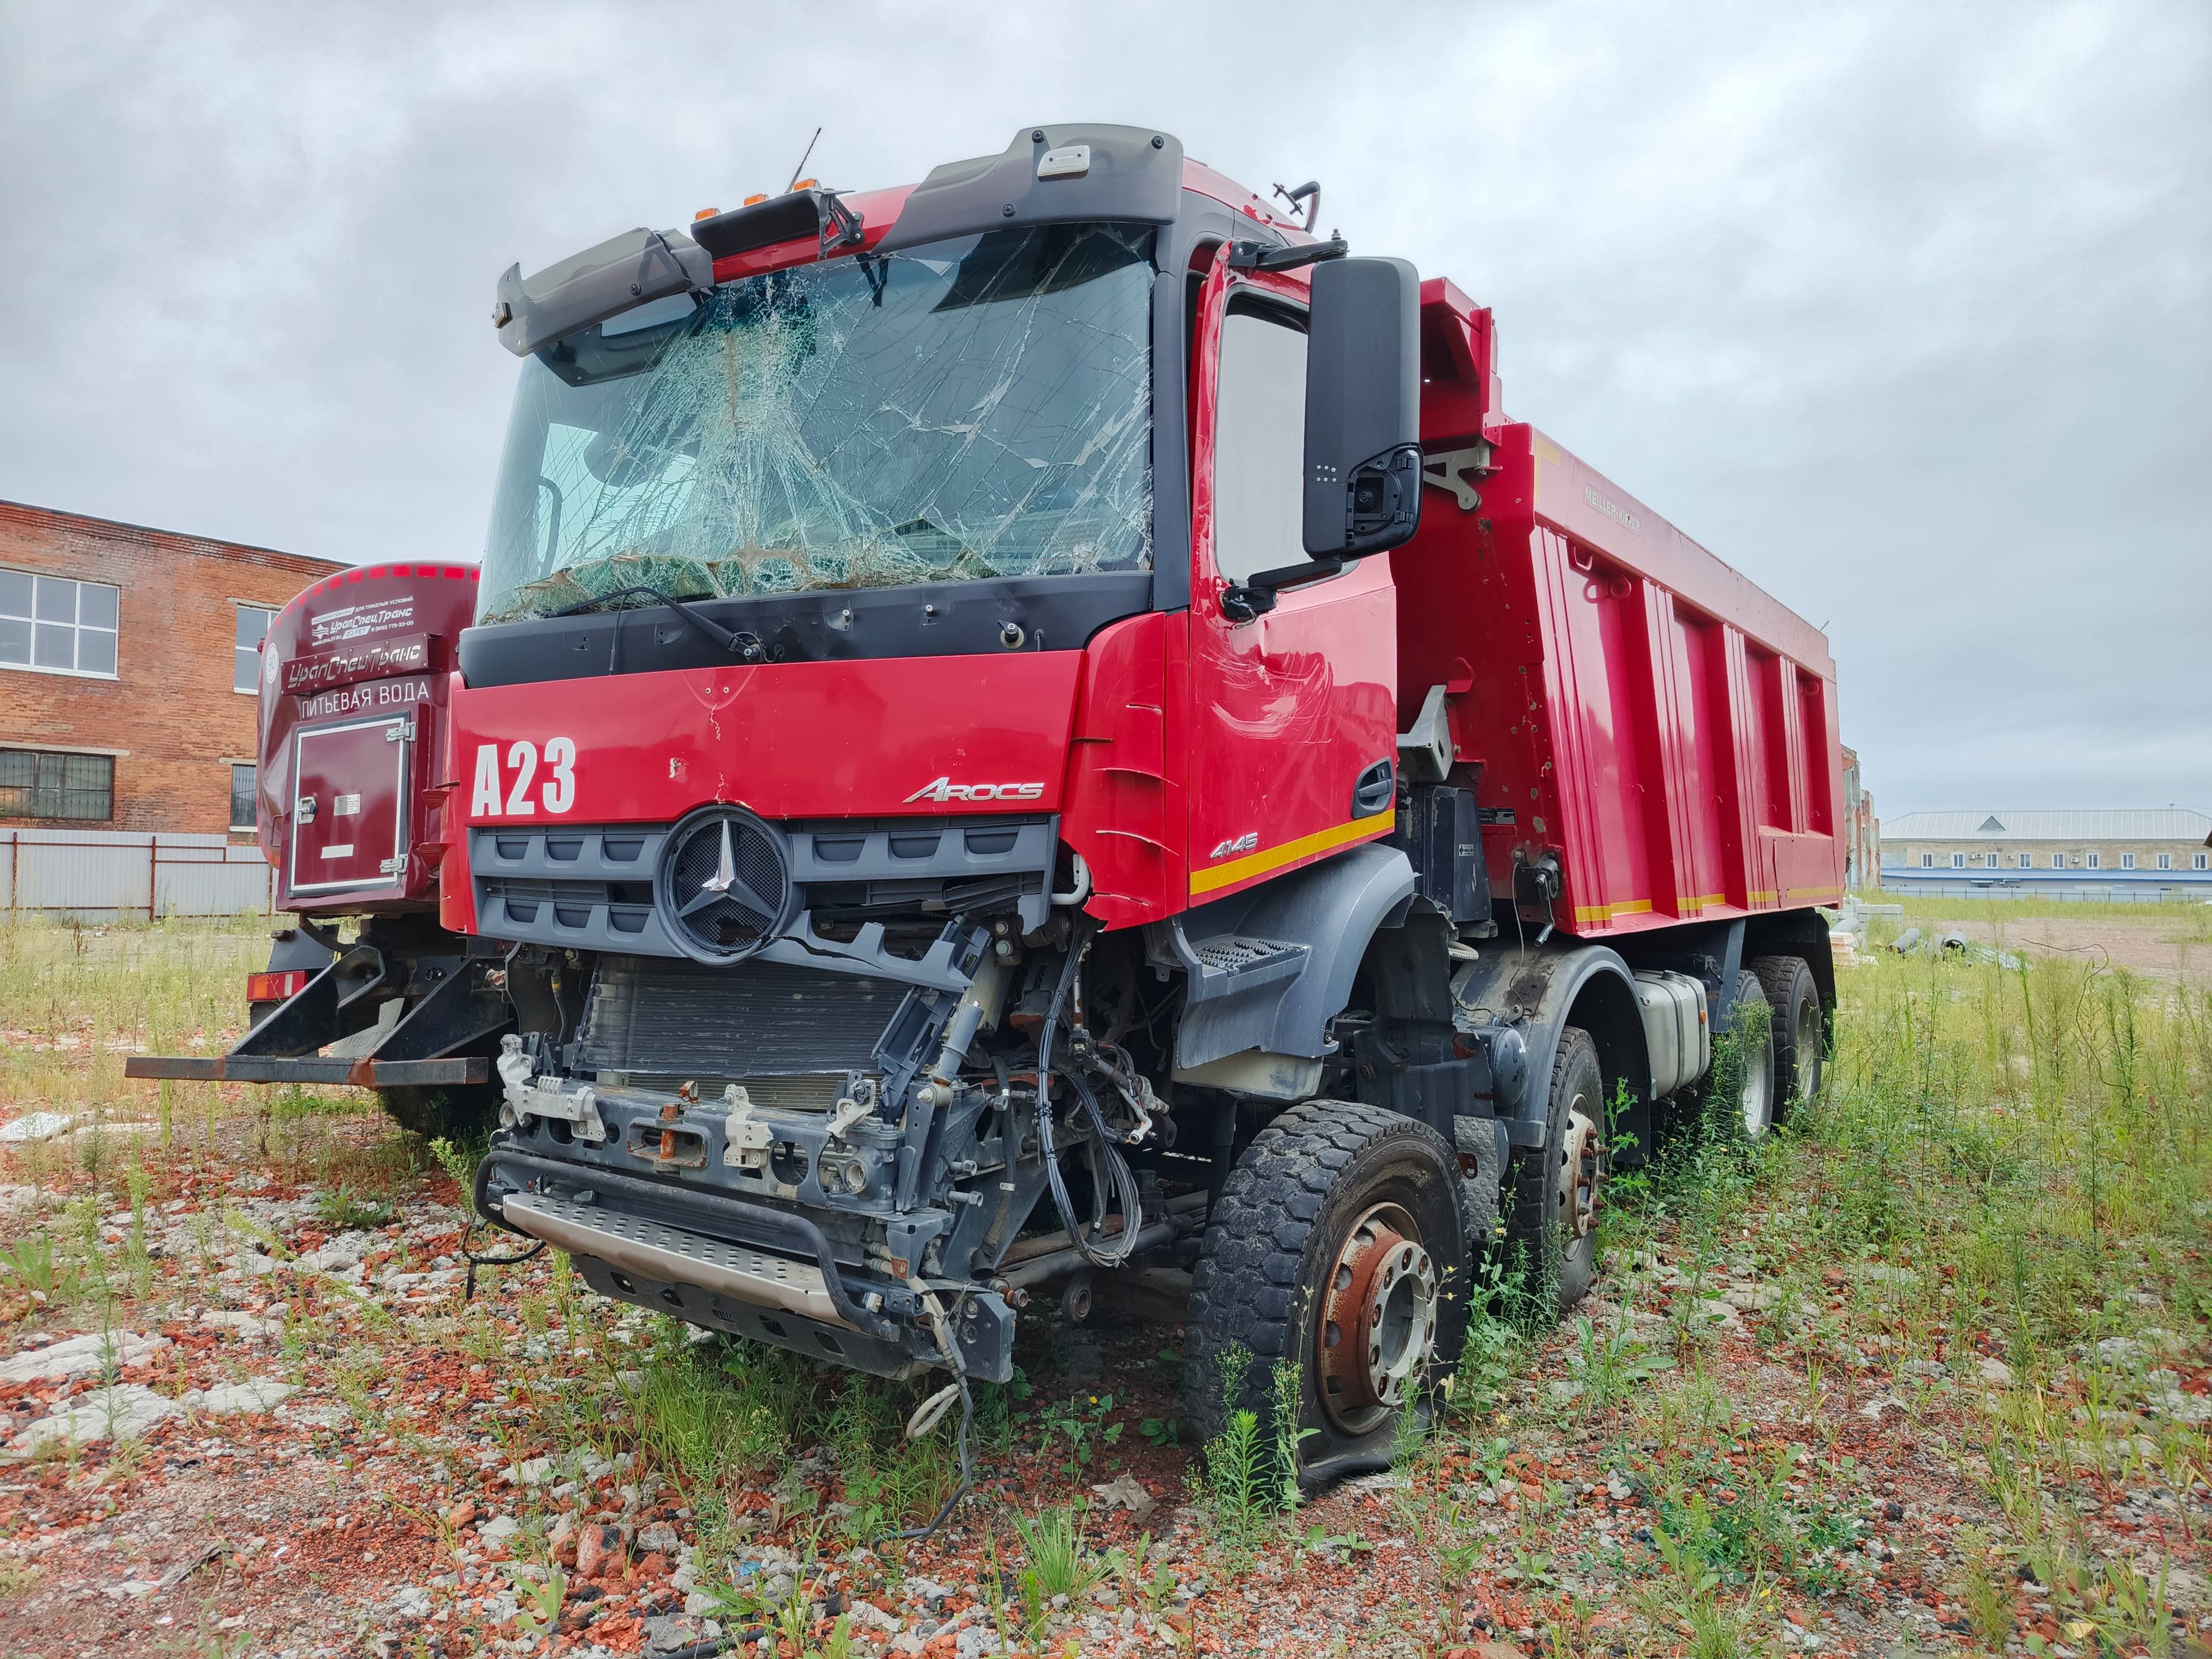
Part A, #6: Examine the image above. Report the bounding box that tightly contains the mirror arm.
[1227,234,1348,274]
[1218,556,1348,621]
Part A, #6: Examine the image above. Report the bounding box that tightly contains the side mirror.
[1302,256,1423,559]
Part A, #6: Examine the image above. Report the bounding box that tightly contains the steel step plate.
[499,1191,845,1327]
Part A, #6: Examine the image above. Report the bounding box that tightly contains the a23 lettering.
[472,738,575,817]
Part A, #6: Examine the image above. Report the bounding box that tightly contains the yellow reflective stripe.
[1571,897,1655,923]
[1188,817,1389,896]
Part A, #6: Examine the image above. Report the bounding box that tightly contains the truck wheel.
[1749,955,1823,1120]
[1728,971,1777,1138]
[378,1084,499,1141]
[1506,1027,1605,1316]
[1184,1099,1467,1486]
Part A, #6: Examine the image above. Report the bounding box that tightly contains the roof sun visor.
[493,226,712,358]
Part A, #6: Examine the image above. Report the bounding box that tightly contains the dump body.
[1395,281,1844,936]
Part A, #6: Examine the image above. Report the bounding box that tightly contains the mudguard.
[1448,943,1646,1147]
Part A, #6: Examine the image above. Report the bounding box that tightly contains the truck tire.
[377,1084,499,1141]
[1726,971,1777,1138]
[1506,1027,1605,1316]
[1749,955,1823,1120]
[1185,1099,1467,1486]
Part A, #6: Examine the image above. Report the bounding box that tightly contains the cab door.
[1182,252,1399,905]
[286,715,411,899]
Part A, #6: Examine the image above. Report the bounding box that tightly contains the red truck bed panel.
[1394,321,1843,938]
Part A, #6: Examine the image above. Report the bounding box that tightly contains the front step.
[499,1191,845,1326]
[1183,934,1309,1002]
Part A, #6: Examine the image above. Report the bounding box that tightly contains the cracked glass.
[479,224,1155,623]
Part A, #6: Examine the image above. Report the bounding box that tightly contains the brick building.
[1,500,343,838]
[1880,809,2212,897]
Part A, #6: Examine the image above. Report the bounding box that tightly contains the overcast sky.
[2,1,2205,817]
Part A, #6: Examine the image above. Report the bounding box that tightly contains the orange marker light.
[743,193,768,206]
[793,178,817,191]
[694,207,718,221]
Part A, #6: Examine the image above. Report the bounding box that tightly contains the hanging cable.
[1031,926,1145,1269]
[881,1286,975,1546]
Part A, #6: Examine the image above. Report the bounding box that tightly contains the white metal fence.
[1876,874,2209,905]
[1,829,275,919]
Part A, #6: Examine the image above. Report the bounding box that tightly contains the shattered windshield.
[479,223,1154,623]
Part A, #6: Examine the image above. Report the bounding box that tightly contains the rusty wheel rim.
[1316,1202,1438,1435]
[1557,1105,1601,1240]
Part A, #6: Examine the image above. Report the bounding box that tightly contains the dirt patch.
[1898,912,2210,984]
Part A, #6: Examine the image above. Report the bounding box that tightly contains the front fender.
[1156,842,1416,1080]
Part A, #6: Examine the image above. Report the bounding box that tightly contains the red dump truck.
[139,124,1840,1480]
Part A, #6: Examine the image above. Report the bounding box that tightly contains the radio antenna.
[785,127,823,193]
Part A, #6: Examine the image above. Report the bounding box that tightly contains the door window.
[1211,306,1308,585]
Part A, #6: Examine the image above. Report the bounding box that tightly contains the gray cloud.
[1,0,2205,815]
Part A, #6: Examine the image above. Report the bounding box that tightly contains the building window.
[2157,853,2172,870]
[2086,852,2100,870]
[1986,852,2002,868]
[2052,853,2067,868]
[0,570,119,679]
[2119,852,2135,870]
[1920,853,1934,868]
[1951,852,1966,869]
[2195,853,2208,871]
[234,605,275,693]
[229,763,257,830]
[2018,853,2033,868]
[0,748,115,821]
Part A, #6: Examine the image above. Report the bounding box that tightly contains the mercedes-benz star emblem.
[679,818,778,925]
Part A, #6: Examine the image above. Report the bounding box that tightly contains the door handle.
[295,797,317,823]
[1352,759,1395,819]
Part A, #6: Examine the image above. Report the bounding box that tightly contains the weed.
[511,1566,565,1641]
[1194,1346,1272,1559]
[1270,1355,1310,1505]
[1107,1531,1177,1614]
[1014,1503,1101,1621]
[315,1184,395,1230]
[0,1230,61,1300]
[1563,1309,1672,1412]
[1953,1525,2016,1649]
[1038,1390,1122,1480]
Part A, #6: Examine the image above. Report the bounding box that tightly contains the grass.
[1420,922,2211,1656]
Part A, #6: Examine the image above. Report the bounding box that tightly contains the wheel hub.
[1316,1203,1438,1432]
[1740,1021,1774,1137]
[1558,1109,1601,1240]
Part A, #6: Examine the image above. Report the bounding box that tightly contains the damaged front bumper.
[475,1126,1017,1384]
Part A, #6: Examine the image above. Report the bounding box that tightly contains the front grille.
[472,815,1056,963]
[578,956,897,1080]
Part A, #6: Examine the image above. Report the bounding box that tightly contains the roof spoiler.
[877,124,1183,254]
[491,226,713,358]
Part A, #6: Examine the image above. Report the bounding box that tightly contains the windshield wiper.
[548,584,765,661]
